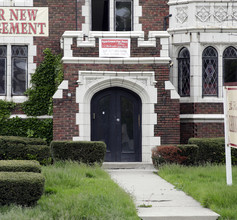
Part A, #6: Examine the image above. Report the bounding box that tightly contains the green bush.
[22,48,63,116]
[189,137,237,165]
[177,144,199,165]
[188,137,225,164]
[0,117,53,144]
[0,172,45,206]
[0,136,51,165]
[51,141,106,165]
[0,160,41,173]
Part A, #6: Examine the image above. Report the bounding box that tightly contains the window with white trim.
[91,0,133,31]
[11,46,28,96]
[0,45,28,97]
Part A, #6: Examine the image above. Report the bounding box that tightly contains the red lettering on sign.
[38,23,46,34]
[2,22,8,34]
[9,23,20,34]
[27,9,38,21]
[101,39,128,49]
[0,9,5,21]
[10,9,19,21]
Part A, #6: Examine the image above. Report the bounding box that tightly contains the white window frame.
[82,0,142,35]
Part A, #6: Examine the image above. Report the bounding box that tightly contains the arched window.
[202,46,218,96]
[178,47,190,96]
[223,46,237,84]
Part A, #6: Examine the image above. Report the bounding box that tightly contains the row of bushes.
[0,160,45,206]
[152,137,237,166]
[0,136,107,165]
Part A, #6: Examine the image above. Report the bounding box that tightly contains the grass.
[0,161,139,220]
[158,164,237,220]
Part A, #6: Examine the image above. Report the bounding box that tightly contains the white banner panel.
[226,86,237,148]
[99,38,130,58]
[0,7,48,36]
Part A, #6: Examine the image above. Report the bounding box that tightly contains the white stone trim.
[73,70,161,163]
[62,57,171,64]
[180,114,224,123]
[0,0,33,6]
[165,81,180,99]
[53,80,68,99]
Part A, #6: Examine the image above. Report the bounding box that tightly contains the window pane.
[115,1,132,31]
[0,46,6,95]
[0,58,6,95]
[202,47,218,96]
[92,0,109,31]
[121,96,134,153]
[12,46,27,96]
[223,47,237,83]
[178,48,190,96]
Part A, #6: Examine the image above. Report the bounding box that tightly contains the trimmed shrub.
[0,172,45,206]
[177,144,199,165]
[0,136,51,165]
[51,141,106,165]
[0,160,41,173]
[188,137,225,164]
[189,137,237,165]
[152,145,187,167]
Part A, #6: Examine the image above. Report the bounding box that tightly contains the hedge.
[0,117,53,144]
[0,172,45,206]
[177,144,199,165]
[0,136,51,165]
[51,141,106,165]
[0,160,41,173]
[189,137,237,165]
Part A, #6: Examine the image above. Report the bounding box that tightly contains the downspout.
[163,14,172,31]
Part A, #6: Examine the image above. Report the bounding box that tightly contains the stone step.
[102,162,156,170]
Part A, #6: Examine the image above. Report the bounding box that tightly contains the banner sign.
[0,7,48,36]
[225,86,237,148]
[99,38,130,58]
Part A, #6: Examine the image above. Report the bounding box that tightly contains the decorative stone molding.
[214,7,228,22]
[176,7,188,24]
[165,81,180,99]
[196,6,211,22]
[74,70,160,163]
[61,31,171,64]
[180,114,224,123]
[53,80,68,99]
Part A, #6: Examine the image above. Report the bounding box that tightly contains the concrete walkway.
[107,168,220,220]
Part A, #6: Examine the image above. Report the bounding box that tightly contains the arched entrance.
[91,87,142,162]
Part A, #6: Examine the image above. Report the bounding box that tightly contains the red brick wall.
[180,123,224,144]
[53,63,180,144]
[180,103,223,114]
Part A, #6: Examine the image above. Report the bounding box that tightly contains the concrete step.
[102,162,156,170]
[139,207,219,220]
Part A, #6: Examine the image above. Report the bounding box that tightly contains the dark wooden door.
[91,87,142,162]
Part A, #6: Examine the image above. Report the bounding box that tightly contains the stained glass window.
[178,47,190,96]
[12,46,28,95]
[202,47,218,96]
[223,46,237,84]
[0,46,7,95]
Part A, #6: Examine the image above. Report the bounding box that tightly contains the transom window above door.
[91,0,133,31]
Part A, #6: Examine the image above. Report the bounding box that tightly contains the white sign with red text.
[225,86,237,148]
[99,38,130,58]
[0,7,48,36]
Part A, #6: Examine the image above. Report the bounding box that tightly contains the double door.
[91,87,141,162]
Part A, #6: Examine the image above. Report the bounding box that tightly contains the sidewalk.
[107,168,220,220]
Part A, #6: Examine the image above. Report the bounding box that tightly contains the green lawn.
[158,164,237,220]
[0,161,139,220]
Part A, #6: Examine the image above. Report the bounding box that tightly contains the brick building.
[0,0,227,162]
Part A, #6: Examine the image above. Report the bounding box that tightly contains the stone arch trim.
[73,70,160,162]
